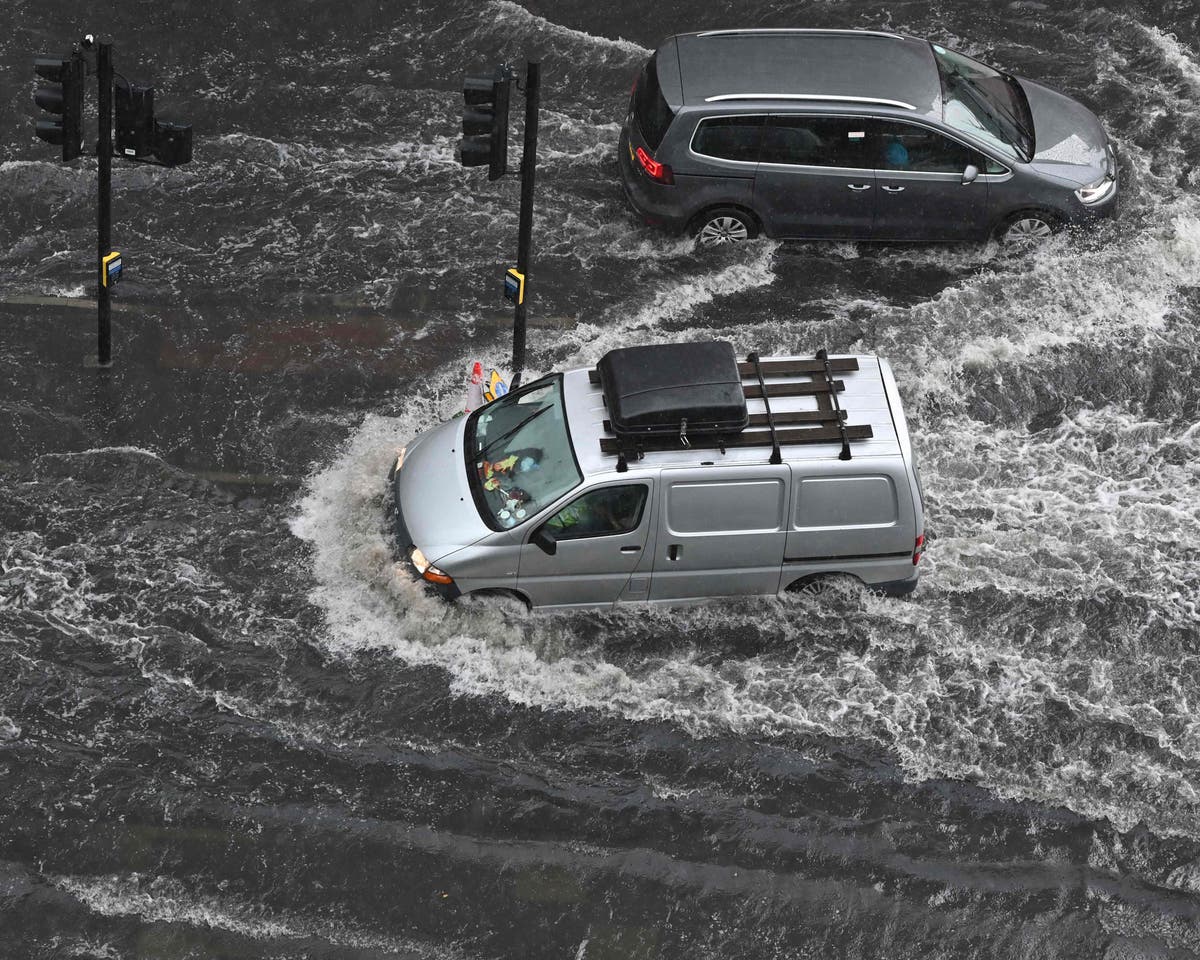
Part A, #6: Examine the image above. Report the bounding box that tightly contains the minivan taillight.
[635,145,674,184]
[913,533,925,566]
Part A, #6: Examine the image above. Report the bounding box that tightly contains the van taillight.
[635,145,674,184]
[913,533,925,566]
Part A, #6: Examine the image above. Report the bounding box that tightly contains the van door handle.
[847,183,872,191]
[620,546,640,554]
[881,185,906,193]
[668,544,681,561]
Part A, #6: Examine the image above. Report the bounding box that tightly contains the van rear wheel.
[788,573,863,598]
[694,208,758,248]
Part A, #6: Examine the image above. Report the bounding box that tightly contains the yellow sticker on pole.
[503,267,525,305]
[101,251,123,288]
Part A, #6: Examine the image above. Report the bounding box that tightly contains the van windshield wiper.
[478,404,551,460]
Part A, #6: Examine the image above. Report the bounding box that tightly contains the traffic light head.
[116,78,156,158]
[460,68,511,181]
[34,55,84,161]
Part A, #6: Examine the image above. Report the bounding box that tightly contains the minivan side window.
[690,116,765,163]
[871,120,987,174]
[760,116,868,168]
[541,484,648,540]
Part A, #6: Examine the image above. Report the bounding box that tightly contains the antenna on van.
[816,348,853,460]
[746,352,782,465]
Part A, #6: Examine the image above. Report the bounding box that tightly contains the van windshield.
[465,376,582,530]
[931,43,1034,162]
[631,54,675,150]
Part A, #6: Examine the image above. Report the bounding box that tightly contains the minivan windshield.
[931,44,1034,162]
[465,376,582,530]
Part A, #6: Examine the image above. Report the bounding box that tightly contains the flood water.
[2,0,1200,956]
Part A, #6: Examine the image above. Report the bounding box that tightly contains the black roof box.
[598,341,749,437]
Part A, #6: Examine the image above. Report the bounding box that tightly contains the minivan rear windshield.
[465,376,582,531]
[632,54,675,150]
[931,43,1034,162]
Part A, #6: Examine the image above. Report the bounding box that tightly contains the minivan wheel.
[997,211,1059,246]
[694,208,758,247]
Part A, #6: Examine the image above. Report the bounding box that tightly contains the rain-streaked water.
[2,0,1200,956]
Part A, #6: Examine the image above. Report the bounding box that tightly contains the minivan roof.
[664,29,942,118]
[562,354,906,479]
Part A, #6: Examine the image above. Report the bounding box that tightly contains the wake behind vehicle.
[390,341,926,610]
[619,29,1118,246]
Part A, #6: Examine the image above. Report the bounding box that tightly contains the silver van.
[389,341,926,610]
[619,29,1118,246]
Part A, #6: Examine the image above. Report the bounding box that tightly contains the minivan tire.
[693,208,759,247]
[996,210,1061,246]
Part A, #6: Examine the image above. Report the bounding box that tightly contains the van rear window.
[691,116,765,163]
[632,55,675,150]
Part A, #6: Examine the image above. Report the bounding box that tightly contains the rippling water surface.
[2,0,1200,956]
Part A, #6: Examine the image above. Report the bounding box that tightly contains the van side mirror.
[531,526,557,556]
[962,164,979,185]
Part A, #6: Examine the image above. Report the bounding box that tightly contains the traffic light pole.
[509,61,539,390]
[96,41,113,367]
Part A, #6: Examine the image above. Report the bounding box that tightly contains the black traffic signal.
[461,68,511,181]
[34,55,84,161]
[115,77,155,158]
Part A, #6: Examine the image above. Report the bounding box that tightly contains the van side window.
[795,476,898,529]
[871,120,986,173]
[760,117,867,168]
[542,484,648,540]
[690,116,765,163]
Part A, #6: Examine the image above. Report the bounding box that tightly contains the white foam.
[485,1,651,59]
[53,873,461,955]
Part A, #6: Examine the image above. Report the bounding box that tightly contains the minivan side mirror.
[962,164,979,185]
[531,526,557,556]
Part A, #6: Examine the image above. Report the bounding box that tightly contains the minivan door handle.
[620,545,640,554]
[847,183,872,191]
[881,185,906,193]
[668,544,681,561]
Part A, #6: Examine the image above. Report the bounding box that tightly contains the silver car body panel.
[394,355,925,609]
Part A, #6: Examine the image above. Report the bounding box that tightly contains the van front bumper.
[390,468,461,601]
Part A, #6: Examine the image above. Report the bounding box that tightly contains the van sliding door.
[650,466,789,601]
[753,115,876,239]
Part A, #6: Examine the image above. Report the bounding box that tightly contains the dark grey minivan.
[618,29,1118,246]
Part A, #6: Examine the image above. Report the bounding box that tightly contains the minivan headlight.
[409,546,454,585]
[1076,176,1115,205]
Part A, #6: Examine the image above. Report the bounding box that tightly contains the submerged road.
[2,0,1200,956]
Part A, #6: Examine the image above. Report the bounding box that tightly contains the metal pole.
[510,60,539,390]
[97,40,113,367]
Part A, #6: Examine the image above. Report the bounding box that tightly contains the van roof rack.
[590,345,873,471]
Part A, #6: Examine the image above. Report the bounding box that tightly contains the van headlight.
[409,546,454,585]
[1076,175,1115,205]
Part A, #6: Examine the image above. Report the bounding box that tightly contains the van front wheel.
[996,211,1060,246]
[694,208,758,248]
